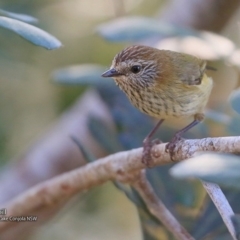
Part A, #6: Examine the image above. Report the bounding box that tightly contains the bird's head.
[102,45,160,88]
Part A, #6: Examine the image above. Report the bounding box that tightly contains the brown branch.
[0,136,240,234]
[132,170,194,240]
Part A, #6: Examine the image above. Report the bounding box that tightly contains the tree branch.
[0,90,112,204]
[132,170,194,240]
[0,136,240,234]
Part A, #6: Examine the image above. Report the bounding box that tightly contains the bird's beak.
[102,68,123,78]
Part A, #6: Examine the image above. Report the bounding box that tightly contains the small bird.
[102,45,213,166]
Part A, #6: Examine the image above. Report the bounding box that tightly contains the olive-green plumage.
[102,45,213,121]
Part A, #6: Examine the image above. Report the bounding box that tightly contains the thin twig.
[202,181,237,240]
[132,170,194,240]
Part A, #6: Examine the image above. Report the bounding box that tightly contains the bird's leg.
[142,119,164,167]
[165,113,204,160]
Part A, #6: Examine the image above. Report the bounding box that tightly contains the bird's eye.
[130,65,141,74]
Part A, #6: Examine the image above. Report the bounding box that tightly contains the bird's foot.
[142,138,162,167]
[165,134,183,161]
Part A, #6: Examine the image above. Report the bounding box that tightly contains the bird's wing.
[176,56,207,86]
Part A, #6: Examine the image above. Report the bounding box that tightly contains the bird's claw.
[142,138,162,167]
[165,134,183,161]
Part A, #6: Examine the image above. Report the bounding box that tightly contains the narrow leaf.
[96,16,193,42]
[170,153,240,189]
[0,9,38,23]
[0,17,62,49]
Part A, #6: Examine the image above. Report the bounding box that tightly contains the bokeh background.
[1,0,240,239]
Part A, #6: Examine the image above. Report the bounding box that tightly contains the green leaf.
[0,17,62,49]
[0,9,38,23]
[170,153,240,189]
[229,89,240,115]
[96,16,193,42]
[52,64,111,85]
